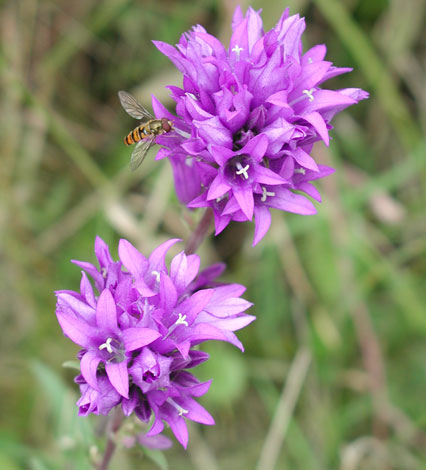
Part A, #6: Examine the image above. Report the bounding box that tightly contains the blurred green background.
[1,0,425,469]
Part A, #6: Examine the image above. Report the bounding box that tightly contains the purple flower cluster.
[55,237,254,448]
[151,6,368,244]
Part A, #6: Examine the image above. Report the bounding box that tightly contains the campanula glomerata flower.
[151,6,368,244]
[55,236,254,447]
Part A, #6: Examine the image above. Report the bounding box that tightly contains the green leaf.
[143,448,169,470]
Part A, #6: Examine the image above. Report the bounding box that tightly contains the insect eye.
[162,119,172,132]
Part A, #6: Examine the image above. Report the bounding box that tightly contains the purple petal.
[229,18,249,61]
[239,134,268,162]
[56,311,96,348]
[170,251,188,293]
[302,44,327,64]
[208,315,256,332]
[280,15,306,60]
[245,7,264,52]
[296,89,357,114]
[184,398,215,425]
[94,236,113,268]
[121,389,138,416]
[106,361,129,398]
[168,415,189,449]
[266,90,290,108]
[71,260,104,293]
[297,182,322,202]
[185,380,212,397]
[193,116,233,148]
[222,195,241,216]
[179,289,215,323]
[122,328,162,352]
[153,40,192,76]
[268,187,317,215]
[205,297,253,317]
[80,350,101,390]
[149,239,181,274]
[213,212,232,235]
[79,272,96,309]
[96,289,117,332]
[254,165,287,185]
[118,239,148,279]
[321,66,353,82]
[56,292,96,323]
[160,273,178,312]
[169,155,202,204]
[207,173,231,201]
[181,139,206,155]
[170,252,200,294]
[298,112,329,146]
[185,255,201,287]
[186,323,227,343]
[292,148,319,172]
[146,411,165,436]
[253,205,272,246]
[233,186,254,220]
[133,279,157,298]
[209,284,247,301]
[290,61,332,98]
[193,31,227,59]
[176,339,191,359]
[208,145,235,166]
[138,433,173,450]
[232,5,244,30]
[185,95,214,120]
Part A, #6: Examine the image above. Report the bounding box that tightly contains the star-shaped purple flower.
[151,6,368,244]
[55,236,254,448]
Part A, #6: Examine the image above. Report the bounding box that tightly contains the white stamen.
[302,88,315,102]
[167,398,189,416]
[101,267,108,278]
[216,195,225,203]
[151,270,161,282]
[185,92,196,100]
[232,44,243,60]
[236,162,250,180]
[163,313,189,340]
[99,337,113,354]
[294,168,306,175]
[176,313,188,326]
[260,186,276,202]
[308,57,313,64]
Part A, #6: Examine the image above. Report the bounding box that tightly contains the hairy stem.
[97,409,124,470]
[185,208,214,255]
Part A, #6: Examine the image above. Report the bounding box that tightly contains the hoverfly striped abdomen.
[118,90,174,170]
[125,127,141,145]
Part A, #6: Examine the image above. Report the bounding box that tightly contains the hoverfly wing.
[130,137,155,171]
[118,90,154,120]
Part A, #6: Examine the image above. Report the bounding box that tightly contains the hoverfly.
[118,90,173,171]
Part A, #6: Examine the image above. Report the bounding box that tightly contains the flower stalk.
[97,409,124,470]
[185,208,215,255]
